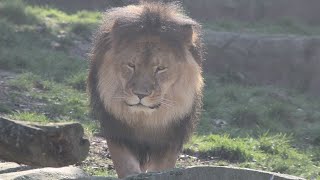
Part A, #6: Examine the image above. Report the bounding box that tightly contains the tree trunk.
[0,117,89,167]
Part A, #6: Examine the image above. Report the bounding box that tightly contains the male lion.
[87,2,204,178]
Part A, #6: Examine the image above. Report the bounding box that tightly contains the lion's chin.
[126,103,161,114]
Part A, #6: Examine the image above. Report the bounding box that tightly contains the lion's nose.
[132,89,152,99]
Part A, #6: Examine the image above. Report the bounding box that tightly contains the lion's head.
[89,2,204,129]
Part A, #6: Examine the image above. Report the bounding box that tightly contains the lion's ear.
[180,24,194,46]
[111,19,125,36]
[111,19,123,31]
[180,24,203,65]
[111,19,137,46]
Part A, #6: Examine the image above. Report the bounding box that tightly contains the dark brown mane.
[90,2,203,65]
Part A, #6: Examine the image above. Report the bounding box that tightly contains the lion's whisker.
[160,103,170,109]
[160,101,174,108]
[162,104,172,109]
[112,99,125,102]
[161,99,175,105]
[161,98,176,104]
[112,97,126,101]
[147,97,176,104]
[112,97,126,99]
[161,100,174,105]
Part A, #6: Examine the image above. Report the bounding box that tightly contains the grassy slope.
[0,0,319,179]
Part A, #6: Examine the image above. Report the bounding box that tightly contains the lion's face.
[97,37,203,127]
[118,41,180,113]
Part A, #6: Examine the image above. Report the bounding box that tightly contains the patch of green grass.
[27,7,100,37]
[8,73,51,91]
[199,77,320,144]
[28,7,100,25]
[0,18,18,46]
[0,103,11,113]
[40,83,88,121]
[8,112,51,123]
[185,134,320,179]
[0,41,87,82]
[0,0,38,25]
[82,121,100,137]
[231,106,260,128]
[184,134,255,162]
[258,133,292,155]
[82,166,116,177]
[66,71,88,91]
[311,148,320,163]
[266,101,294,128]
[69,21,94,38]
[255,134,319,178]
[0,3,90,81]
[9,73,89,121]
[0,28,84,81]
[0,28,87,82]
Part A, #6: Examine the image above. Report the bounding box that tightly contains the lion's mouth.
[126,102,161,109]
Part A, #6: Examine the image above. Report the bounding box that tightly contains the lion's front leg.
[107,139,141,178]
[147,149,180,172]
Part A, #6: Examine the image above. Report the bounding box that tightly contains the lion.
[87,1,204,178]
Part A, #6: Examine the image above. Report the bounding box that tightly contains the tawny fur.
[97,47,203,129]
[87,1,204,178]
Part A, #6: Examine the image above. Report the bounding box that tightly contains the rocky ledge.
[0,163,305,180]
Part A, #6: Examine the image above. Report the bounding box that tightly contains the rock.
[213,119,227,128]
[35,24,47,34]
[91,166,304,180]
[0,163,88,180]
[0,164,305,180]
[0,117,90,167]
[0,162,33,174]
[70,40,91,60]
[83,177,117,180]
[50,41,62,49]
[134,166,305,180]
[204,30,320,95]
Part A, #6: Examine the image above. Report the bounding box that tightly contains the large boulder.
[0,164,305,180]
[204,30,320,95]
[90,166,305,180]
[0,163,88,180]
[0,117,90,167]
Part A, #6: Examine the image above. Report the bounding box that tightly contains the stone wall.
[204,30,320,95]
[182,0,320,25]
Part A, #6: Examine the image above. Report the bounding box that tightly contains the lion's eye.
[155,66,167,73]
[127,62,135,69]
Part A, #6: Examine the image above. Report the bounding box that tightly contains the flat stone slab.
[0,163,305,180]
[0,162,33,174]
[90,166,305,180]
[0,163,88,180]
